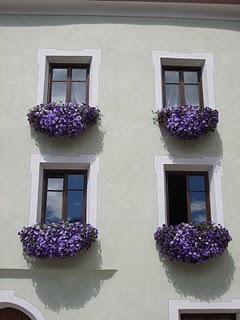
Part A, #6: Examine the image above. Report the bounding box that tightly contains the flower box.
[154,223,231,264]
[18,222,98,259]
[154,106,218,140]
[27,103,101,138]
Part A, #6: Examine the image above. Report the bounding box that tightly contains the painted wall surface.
[0,14,240,320]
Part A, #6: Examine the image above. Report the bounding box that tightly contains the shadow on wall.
[158,250,235,301]
[158,127,223,158]
[0,241,117,312]
[30,124,105,156]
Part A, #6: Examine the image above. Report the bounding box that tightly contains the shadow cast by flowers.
[158,249,235,301]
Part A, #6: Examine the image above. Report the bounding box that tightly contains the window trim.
[169,299,240,320]
[166,171,211,225]
[29,154,99,227]
[162,66,204,108]
[181,315,236,320]
[152,51,215,110]
[154,156,224,227]
[41,170,88,224]
[47,63,90,104]
[37,49,101,106]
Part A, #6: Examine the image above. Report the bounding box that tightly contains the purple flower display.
[27,103,101,138]
[154,106,218,140]
[18,222,98,259]
[154,223,231,264]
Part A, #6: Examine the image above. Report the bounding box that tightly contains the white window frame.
[37,48,101,105]
[169,299,240,320]
[154,156,224,226]
[29,154,99,227]
[0,291,45,320]
[152,51,215,110]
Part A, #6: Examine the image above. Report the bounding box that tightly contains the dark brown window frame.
[166,171,211,225]
[162,66,204,108]
[47,63,90,104]
[181,314,236,320]
[41,170,88,224]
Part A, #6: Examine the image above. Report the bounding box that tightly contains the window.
[47,64,89,104]
[41,170,87,224]
[162,67,203,108]
[166,172,211,226]
[181,315,236,320]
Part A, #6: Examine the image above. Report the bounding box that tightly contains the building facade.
[0,1,240,319]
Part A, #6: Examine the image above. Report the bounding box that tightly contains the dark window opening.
[166,172,211,225]
[181,314,236,320]
[42,170,87,224]
[162,66,203,108]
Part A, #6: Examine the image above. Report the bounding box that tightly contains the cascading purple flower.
[27,103,101,138]
[154,223,231,264]
[18,222,98,259]
[154,105,219,140]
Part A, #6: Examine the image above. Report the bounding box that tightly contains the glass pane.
[47,178,64,191]
[72,68,87,81]
[67,191,84,222]
[190,192,207,223]
[189,176,205,192]
[165,71,179,83]
[184,71,198,84]
[71,82,86,104]
[52,68,67,81]
[45,191,63,223]
[184,85,199,106]
[51,82,67,103]
[68,174,84,190]
[165,84,180,107]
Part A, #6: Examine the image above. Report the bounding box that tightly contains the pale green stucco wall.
[0,14,240,320]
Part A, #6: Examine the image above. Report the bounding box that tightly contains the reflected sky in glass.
[189,176,205,191]
[72,69,87,81]
[47,178,63,191]
[190,192,207,223]
[67,191,84,222]
[68,175,84,190]
[165,71,179,83]
[52,68,67,81]
[46,191,62,223]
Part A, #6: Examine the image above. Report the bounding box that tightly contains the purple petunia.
[154,105,219,140]
[27,103,101,138]
[154,223,231,264]
[18,222,98,259]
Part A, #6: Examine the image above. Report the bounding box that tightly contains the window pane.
[47,178,64,191]
[165,84,180,107]
[68,174,84,190]
[165,71,179,83]
[184,71,198,84]
[51,82,67,103]
[67,191,84,222]
[52,68,67,81]
[71,82,86,104]
[190,192,207,223]
[189,176,205,192]
[72,69,87,81]
[46,191,63,223]
[184,84,199,106]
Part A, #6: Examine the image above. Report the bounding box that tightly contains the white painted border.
[0,291,44,320]
[37,48,101,105]
[169,299,240,320]
[30,154,99,227]
[154,156,224,226]
[152,51,215,110]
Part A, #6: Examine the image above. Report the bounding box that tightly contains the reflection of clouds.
[191,200,206,212]
[46,192,62,222]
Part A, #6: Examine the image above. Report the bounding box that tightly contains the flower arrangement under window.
[154,105,219,140]
[27,103,101,138]
[154,223,231,264]
[18,221,98,259]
